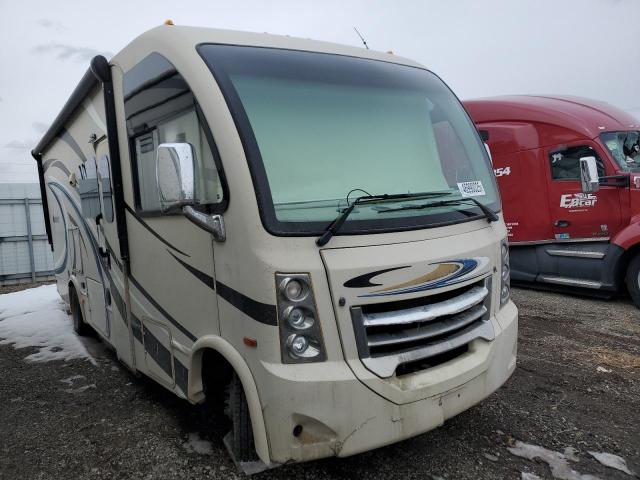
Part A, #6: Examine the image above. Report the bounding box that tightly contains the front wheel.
[226,373,256,462]
[625,254,640,308]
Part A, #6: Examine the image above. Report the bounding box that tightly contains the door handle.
[554,220,570,228]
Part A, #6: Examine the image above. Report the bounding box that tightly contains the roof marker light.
[164,19,174,25]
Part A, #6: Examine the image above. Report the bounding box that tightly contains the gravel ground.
[0,285,638,480]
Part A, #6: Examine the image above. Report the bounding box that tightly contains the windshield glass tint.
[600,131,640,172]
[199,45,499,233]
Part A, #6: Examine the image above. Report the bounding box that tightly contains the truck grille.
[350,278,494,378]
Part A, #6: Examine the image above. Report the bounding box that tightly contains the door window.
[123,53,226,213]
[78,157,101,219]
[549,145,605,180]
[97,154,114,222]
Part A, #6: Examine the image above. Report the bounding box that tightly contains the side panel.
[40,86,131,364]
[510,241,624,291]
[495,149,553,242]
[544,140,623,241]
[113,57,221,396]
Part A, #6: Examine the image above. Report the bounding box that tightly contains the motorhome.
[32,24,518,468]
[465,96,640,307]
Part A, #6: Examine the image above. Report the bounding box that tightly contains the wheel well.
[201,348,234,405]
[618,243,640,290]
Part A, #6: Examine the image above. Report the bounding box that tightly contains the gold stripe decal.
[374,263,460,293]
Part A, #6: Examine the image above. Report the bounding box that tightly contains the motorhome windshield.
[199,45,500,235]
[600,131,640,172]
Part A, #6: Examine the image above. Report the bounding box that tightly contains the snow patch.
[522,473,542,480]
[508,441,601,480]
[0,284,95,364]
[183,432,213,455]
[588,451,635,476]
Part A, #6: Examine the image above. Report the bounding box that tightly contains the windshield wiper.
[376,197,499,222]
[316,191,451,247]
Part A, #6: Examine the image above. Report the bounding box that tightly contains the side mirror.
[579,156,600,193]
[156,143,196,212]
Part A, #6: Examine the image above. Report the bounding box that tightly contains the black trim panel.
[216,281,277,326]
[167,251,215,290]
[125,204,190,257]
[129,274,197,341]
[174,359,189,394]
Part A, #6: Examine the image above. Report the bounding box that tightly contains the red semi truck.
[464,95,640,307]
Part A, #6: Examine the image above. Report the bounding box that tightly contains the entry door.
[95,140,134,367]
[545,142,623,241]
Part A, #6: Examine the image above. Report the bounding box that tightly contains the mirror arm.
[183,206,226,242]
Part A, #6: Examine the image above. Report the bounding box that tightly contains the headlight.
[280,277,306,301]
[500,238,511,307]
[284,306,314,330]
[276,273,326,363]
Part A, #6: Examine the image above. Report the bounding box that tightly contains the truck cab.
[465,95,640,306]
[32,25,518,469]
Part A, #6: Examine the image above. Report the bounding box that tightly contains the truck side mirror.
[156,143,196,212]
[579,156,600,193]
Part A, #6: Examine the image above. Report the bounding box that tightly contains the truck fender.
[611,219,640,251]
[188,335,270,464]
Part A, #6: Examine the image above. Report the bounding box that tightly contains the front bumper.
[256,301,518,464]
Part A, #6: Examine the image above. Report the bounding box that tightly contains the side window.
[549,145,605,180]
[78,157,101,218]
[97,154,113,222]
[123,53,225,213]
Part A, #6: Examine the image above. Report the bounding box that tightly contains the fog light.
[501,284,510,302]
[291,335,308,355]
[286,334,320,358]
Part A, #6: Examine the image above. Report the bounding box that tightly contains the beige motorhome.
[32,24,518,470]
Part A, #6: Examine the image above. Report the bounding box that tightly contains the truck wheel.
[70,287,91,336]
[227,373,256,461]
[626,254,640,308]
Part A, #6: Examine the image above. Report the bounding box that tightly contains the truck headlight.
[500,239,511,307]
[276,273,326,363]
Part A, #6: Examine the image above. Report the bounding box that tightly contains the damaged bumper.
[256,301,518,464]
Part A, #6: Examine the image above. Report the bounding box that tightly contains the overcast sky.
[1,0,639,183]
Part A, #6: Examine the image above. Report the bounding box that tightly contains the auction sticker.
[457,181,486,197]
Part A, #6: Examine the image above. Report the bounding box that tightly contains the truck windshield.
[600,131,640,172]
[199,45,500,235]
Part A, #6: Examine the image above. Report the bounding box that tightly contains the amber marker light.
[243,337,258,348]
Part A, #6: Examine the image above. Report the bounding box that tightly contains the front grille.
[350,277,494,378]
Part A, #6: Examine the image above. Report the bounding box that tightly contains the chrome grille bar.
[362,285,488,327]
[362,320,495,378]
[367,304,487,348]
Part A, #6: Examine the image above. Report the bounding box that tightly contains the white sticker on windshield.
[457,181,486,197]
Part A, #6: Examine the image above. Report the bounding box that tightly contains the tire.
[69,286,91,336]
[227,373,256,461]
[626,254,640,308]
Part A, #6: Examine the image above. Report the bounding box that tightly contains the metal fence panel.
[0,183,55,285]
